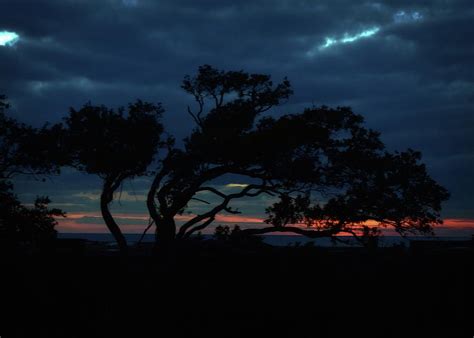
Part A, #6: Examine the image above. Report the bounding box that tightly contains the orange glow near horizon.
[56,212,266,233]
[56,212,474,236]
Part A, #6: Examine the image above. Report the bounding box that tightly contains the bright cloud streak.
[318,27,380,51]
[308,9,424,56]
[0,31,19,47]
[225,183,249,188]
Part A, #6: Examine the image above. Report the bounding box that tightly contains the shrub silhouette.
[0,95,64,251]
[0,181,63,251]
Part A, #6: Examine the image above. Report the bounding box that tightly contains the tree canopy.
[63,100,167,252]
[0,65,451,252]
[144,65,449,246]
[0,95,65,180]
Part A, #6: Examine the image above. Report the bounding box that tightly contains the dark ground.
[0,243,472,338]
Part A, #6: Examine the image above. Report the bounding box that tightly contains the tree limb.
[195,186,228,199]
[190,197,211,205]
[238,225,342,238]
[137,218,155,245]
[176,184,273,238]
[182,216,215,238]
[187,106,202,127]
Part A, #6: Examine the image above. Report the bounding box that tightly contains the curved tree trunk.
[146,168,177,250]
[155,217,176,249]
[146,173,162,232]
[239,226,340,238]
[100,180,128,253]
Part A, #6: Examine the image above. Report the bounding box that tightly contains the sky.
[1,0,473,236]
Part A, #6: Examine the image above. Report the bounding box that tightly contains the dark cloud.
[1,0,473,220]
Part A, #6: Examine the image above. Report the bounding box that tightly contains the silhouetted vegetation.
[0,182,63,252]
[144,65,449,248]
[0,95,64,180]
[0,76,469,338]
[1,66,451,251]
[0,95,64,251]
[62,101,167,252]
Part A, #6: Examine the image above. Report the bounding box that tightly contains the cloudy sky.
[1,0,473,236]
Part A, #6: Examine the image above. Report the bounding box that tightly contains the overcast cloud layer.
[1,0,473,232]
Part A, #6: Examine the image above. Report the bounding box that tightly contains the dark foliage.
[63,100,167,252]
[0,181,63,251]
[0,95,64,251]
[0,64,451,250]
[146,66,449,246]
[0,94,65,180]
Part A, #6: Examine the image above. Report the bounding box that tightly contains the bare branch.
[147,157,173,223]
[223,206,241,214]
[190,197,211,205]
[183,216,215,238]
[210,93,220,109]
[196,186,227,199]
[187,106,202,127]
[137,218,155,245]
[238,225,342,238]
[177,184,273,238]
[184,91,206,127]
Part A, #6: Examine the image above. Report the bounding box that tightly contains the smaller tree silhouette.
[214,225,231,241]
[63,100,167,252]
[0,181,64,251]
[0,95,65,251]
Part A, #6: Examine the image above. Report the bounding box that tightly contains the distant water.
[57,233,472,247]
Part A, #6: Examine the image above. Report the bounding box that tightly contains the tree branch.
[238,225,341,238]
[195,186,228,199]
[187,106,202,127]
[176,184,272,238]
[182,216,215,238]
[223,206,241,214]
[190,197,211,205]
[137,218,155,245]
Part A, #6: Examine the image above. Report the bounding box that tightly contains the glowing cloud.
[320,37,337,49]
[393,10,423,23]
[0,31,19,47]
[225,183,249,188]
[318,27,380,51]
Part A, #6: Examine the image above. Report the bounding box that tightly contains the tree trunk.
[155,217,176,249]
[100,181,128,253]
[146,174,161,232]
[239,226,339,238]
[146,172,177,251]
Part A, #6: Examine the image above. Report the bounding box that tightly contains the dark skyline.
[1,0,473,234]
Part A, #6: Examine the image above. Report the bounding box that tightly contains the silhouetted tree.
[146,66,449,247]
[214,225,231,241]
[0,95,65,251]
[0,181,63,251]
[64,100,166,252]
[0,95,65,180]
[146,65,292,247]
